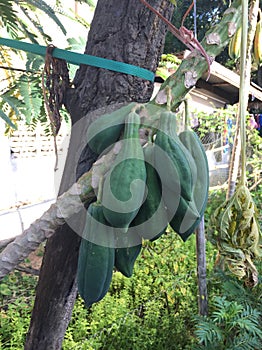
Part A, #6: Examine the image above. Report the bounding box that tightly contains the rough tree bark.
[25,1,173,349]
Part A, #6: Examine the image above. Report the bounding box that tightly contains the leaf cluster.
[0,0,65,129]
[0,271,37,349]
[63,232,214,350]
[193,270,262,350]
[0,1,89,132]
[193,106,262,191]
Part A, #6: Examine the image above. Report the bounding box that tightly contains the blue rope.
[0,38,155,82]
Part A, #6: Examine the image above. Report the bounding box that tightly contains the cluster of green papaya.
[77,104,209,308]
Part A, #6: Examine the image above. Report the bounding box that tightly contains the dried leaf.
[208,185,262,286]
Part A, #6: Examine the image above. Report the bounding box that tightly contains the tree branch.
[0,237,16,251]
[16,265,40,276]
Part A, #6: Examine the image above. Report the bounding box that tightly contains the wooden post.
[196,216,208,316]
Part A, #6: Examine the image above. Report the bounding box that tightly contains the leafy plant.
[0,272,37,349]
[0,0,65,129]
[192,271,262,350]
[0,1,92,131]
[63,231,215,349]
[0,0,20,37]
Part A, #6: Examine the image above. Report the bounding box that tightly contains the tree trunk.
[196,217,208,316]
[25,1,173,349]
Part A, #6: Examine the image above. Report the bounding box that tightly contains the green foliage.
[0,272,37,349]
[67,37,86,52]
[0,1,91,130]
[0,0,19,37]
[13,74,43,123]
[193,106,235,141]
[192,269,262,350]
[0,109,17,129]
[156,53,181,80]
[193,106,262,194]
[0,228,262,349]
[0,0,65,129]
[0,0,66,40]
[245,120,262,202]
[20,0,67,36]
[0,69,45,132]
[63,232,207,349]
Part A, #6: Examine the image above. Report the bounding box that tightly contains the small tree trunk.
[196,217,208,316]
[25,1,173,349]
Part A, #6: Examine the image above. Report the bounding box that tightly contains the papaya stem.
[166,86,172,111]
[184,97,190,130]
[97,176,104,204]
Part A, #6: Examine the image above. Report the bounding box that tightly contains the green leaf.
[0,0,19,36]
[67,37,86,52]
[17,75,43,123]
[17,0,67,35]
[25,53,44,71]
[1,93,21,116]
[0,283,12,296]
[0,109,17,129]
[75,0,96,7]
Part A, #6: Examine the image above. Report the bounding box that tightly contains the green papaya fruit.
[77,203,115,308]
[87,103,136,155]
[102,111,147,231]
[132,142,168,241]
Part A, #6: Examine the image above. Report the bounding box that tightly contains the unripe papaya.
[154,110,197,203]
[132,142,168,241]
[115,231,142,278]
[102,111,147,231]
[172,129,209,241]
[77,203,115,308]
[87,103,136,155]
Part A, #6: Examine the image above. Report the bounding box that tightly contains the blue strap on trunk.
[0,38,155,82]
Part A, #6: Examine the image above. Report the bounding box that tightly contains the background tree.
[164,0,229,57]
[165,0,262,69]
[0,0,94,131]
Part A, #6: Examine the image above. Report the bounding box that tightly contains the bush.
[192,267,262,350]
[63,231,215,349]
[0,272,37,349]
